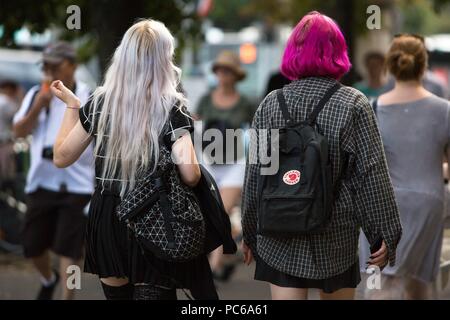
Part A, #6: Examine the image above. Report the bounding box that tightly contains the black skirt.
[254,256,361,294]
[84,188,217,299]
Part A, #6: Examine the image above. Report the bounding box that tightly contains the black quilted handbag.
[115,141,205,262]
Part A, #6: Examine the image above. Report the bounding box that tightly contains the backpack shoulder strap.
[276,89,294,126]
[24,86,41,116]
[308,82,342,125]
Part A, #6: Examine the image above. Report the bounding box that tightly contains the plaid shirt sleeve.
[350,93,403,267]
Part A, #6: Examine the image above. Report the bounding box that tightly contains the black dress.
[79,99,217,299]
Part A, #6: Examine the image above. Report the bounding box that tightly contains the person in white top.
[12,42,94,300]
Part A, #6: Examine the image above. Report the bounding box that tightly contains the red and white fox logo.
[283,170,301,185]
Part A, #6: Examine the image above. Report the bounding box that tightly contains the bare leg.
[220,187,242,215]
[31,250,53,280]
[270,284,308,300]
[404,277,430,300]
[370,274,404,299]
[209,246,224,273]
[209,187,241,272]
[59,256,79,300]
[100,277,129,287]
[320,288,355,300]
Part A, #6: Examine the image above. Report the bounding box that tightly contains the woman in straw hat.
[195,50,255,281]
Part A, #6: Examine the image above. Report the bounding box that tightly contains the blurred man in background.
[0,80,22,252]
[360,50,448,102]
[354,51,391,102]
[0,80,21,186]
[384,69,448,100]
[12,42,94,300]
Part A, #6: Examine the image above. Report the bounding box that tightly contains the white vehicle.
[0,47,97,91]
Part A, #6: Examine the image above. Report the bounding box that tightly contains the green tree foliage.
[0,0,201,72]
[239,0,450,83]
[208,0,254,31]
[399,0,450,34]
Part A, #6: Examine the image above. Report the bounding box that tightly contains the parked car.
[0,47,97,92]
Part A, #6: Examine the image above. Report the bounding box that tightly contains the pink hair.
[281,12,351,80]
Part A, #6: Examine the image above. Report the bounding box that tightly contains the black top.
[78,97,194,191]
[265,71,291,96]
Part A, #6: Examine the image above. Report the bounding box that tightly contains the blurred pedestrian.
[354,51,390,102]
[265,71,291,96]
[0,80,20,185]
[385,69,448,100]
[51,19,222,300]
[360,34,450,300]
[423,70,448,99]
[12,41,94,300]
[241,11,402,300]
[195,50,255,281]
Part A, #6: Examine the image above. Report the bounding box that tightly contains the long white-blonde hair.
[89,19,186,196]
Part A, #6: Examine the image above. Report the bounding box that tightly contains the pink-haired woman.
[241,12,402,300]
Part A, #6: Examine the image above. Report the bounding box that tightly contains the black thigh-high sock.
[100,281,134,300]
[133,284,177,300]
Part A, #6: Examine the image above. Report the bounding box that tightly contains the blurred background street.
[2,0,450,300]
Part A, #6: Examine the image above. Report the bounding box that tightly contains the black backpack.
[257,83,341,237]
[115,121,205,262]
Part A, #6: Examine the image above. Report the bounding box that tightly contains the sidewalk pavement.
[1,231,450,300]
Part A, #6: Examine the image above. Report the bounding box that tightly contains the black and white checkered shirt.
[241,76,402,279]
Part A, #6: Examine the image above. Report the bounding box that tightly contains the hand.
[241,241,254,266]
[50,80,80,108]
[35,88,53,110]
[367,240,388,270]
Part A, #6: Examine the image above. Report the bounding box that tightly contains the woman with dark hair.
[241,12,402,300]
[360,34,450,299]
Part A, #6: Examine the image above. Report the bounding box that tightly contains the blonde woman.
[50,19,217,300]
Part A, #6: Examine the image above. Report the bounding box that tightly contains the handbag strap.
[123,166,176,249]
[154,175,176,250]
